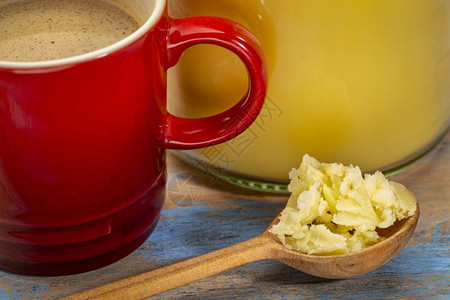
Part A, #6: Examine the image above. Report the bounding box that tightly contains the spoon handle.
[63,235,273,299]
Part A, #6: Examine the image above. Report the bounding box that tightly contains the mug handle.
[163,17,267,149]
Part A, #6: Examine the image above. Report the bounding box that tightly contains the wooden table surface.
[0,132,448,299]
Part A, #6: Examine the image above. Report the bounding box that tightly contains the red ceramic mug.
[0,0,266,275]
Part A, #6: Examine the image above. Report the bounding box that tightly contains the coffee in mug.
[0,0,267,275]
[0,0,142,62]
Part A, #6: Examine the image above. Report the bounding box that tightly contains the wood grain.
[0,132,448,299]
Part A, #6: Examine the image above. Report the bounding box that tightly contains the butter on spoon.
[270,154,417,256]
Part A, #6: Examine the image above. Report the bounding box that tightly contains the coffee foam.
[0,0,142,62]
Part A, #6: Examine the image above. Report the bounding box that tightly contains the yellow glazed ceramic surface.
[168,0,450,187]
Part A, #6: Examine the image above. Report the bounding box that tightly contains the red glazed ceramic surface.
[0,0,266,275]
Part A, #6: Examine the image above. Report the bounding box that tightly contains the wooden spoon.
[64,194,419,300]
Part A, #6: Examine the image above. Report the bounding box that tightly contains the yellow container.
[168,0,450,192]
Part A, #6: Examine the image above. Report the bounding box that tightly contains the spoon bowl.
[265,202,420,279]
[64,185,419,299]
